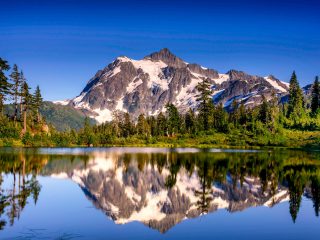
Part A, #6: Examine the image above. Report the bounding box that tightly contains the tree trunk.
[20,96,23,121]
[37,110,41,123]
[14,95,18,122]
[23,109,27,133]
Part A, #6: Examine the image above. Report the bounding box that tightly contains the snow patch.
[214,74,229,85]
[93,108,113,123]
[51,172,69,179]
[264,76,288,93]
[53,100,70,106]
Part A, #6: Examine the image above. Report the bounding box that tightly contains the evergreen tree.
[137,114,150,137]
[238,103,247,126]
[287,71,304,121]
[258,95,271,124]
[230,100,240,127]
[165,103,180,136]
[147,116,157,137]
[81,117,95,146]
[185,108,196,134]
[9,64,22,121]
[32,85,43,123]
[156,112,167,136]
[122,112,132,137]
[0,58,11,113]
[214,103,228,132]
[21,82,32,133]
[311,76,320,115]
[19,71,26,118]
[196,78,212,131]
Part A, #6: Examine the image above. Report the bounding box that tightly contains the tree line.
[72,71,320,147]
[0,58,43,135]
[1,56,320,147]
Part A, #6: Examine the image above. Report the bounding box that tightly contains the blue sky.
[1,0,319,101]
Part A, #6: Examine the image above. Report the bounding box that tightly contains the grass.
[0,130,319,150]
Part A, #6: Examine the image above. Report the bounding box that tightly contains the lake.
[0,147,319,240]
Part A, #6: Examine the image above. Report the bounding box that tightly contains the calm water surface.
[0,147,319,239]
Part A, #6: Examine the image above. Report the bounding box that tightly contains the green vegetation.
[0,57,320,148]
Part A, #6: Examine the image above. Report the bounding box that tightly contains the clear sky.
[1,0,319,101]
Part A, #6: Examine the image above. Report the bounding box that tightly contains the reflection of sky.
[37,147,260,155]
[0,175,318,240]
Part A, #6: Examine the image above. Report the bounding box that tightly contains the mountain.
[40,101,96,131]
[54,48,290,123]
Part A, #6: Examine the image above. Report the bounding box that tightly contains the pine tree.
[214,103,228,132]
[147,116,157,137]
[165,103,180,136]
[122,112,132,137]
[9,64,22,121]
[287,71,304,120]
[311,76,320,115]
[136,114,150,137]
[156,112,167,136]
[0,58,11,113]
[19,71,26,118]
[21,82,32,133]
[32,85,43,123]
[258,95,271,124]
[230,100,240,127]
[196,78,212,131]
[82,117,94,146]
[185,108,196,134]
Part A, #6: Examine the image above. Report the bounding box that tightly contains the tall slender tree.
[0,58,11,113]
[165,103,180,136]
[196,78,212,131]
[185,108,196,134]
[258,95,271,124]
[21,82,32,133]
[287,71,304,120]
[137,114,149,137]
[122,112,132,137]
[32,85,43,123]
[156,112,167,136]
[19,71,25,119]
[9,64,22,121]
[311,76,320,115]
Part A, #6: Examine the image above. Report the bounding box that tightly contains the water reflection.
[0,148,320,233]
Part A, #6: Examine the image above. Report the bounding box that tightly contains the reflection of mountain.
[1,149,320,233]
[51,152,290,233]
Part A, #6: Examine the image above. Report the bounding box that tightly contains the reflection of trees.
[285,169,305,223]
[165,152,181,188]
[195,157,213,214]
[283,163,319,222]
[0,151,45,230]
[311,175,320,217]
[1,149,320,231]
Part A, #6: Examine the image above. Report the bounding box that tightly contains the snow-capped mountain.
[55,48,289,123]
[50,151,289,233]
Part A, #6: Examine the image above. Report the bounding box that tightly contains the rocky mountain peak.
[54,49,291,123]
[144,48,187,68]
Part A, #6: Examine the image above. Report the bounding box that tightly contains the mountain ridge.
[54,48,291,123]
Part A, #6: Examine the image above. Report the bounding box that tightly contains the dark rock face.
[144,48,187,68]
[61,48,290,123]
